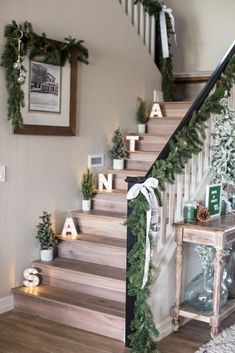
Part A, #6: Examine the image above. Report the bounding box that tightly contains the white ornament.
[62,217,78,237]
[98,173,113,191]
[13,61,21,70]
[150,103,163,118]
[126,135,139,152]
[23,268,40,288]
[17,73,25,85]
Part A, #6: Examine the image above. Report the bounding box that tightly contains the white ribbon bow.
[160,4,177,59]
[127,177,159,288]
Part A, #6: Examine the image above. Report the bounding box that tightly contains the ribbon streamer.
[160,4,177,59]
[127,177,159,288]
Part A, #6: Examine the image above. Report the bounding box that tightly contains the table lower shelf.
[178,299,235,325]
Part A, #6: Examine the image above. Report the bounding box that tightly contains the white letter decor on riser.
[126,135,139,152]
[98,173,113,192]
[62,217,78,238]
[23,268,40,288]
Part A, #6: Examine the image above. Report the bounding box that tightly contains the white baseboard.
[157,316,173,341]
[0,295,13,314]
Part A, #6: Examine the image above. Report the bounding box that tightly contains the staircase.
[12,101,192,343]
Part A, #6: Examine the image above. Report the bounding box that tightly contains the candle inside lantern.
[183,201,197,223]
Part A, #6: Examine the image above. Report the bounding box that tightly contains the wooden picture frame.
[14,39,77,136]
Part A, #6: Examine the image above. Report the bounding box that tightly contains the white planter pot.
[82,199,91,211]
[40,248,53,262]
[137,124,146,134]
[113,159,124,170]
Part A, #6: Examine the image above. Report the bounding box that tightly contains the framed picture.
[14,39,77,136]
[205,184,222,217]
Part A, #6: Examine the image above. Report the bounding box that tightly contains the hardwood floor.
[158,312,235,353]
[0,311,128,353]
[1,310,234,353]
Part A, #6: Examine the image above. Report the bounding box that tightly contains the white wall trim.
[157,316,173,341]
[0,295,13,314]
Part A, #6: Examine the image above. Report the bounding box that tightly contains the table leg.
[211,248,224,339]
[173,235,183,332]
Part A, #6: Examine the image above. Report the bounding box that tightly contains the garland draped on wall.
[1,21,89,129]
[127,56,235,352]
[134,0,175,101]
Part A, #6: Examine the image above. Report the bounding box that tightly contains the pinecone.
[196,205,211,222]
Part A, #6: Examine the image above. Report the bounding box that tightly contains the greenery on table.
[134,0,175,101]
[1,21,89,129]
[127,56,235,353]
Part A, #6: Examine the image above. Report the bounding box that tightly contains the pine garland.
[134,0,175,101]
[127,55,235,352]
[1,21,89,129]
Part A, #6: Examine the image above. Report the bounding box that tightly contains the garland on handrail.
[127,56,235,353]
[134,0,175,101]
[1,21,89,129]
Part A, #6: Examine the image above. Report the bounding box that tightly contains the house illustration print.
[29,60,61,113]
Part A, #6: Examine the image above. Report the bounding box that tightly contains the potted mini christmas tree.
[136,97,148,133]
[36,211,56,262]
[110,127,128,170]
[81,168,96,211]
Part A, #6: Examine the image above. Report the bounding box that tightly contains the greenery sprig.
[127,55,235,353]
[1,21,89,129]
[134,0,175,101]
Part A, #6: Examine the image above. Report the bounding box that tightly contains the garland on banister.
[127,55,235,353]
[1,21,89,129]
[134,0,175,101]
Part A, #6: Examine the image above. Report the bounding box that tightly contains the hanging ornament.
[13,30,25,84]
[17,71,25,85]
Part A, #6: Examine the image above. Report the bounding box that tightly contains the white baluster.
[150,16,156,59]
[127,0,133,23]
[145,12,150,53]
[175,174,183,222]
[184,162,190,201]
[133,1,140,34]
[139,3,145,43]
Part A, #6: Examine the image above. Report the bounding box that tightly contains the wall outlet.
[0,166,6,182]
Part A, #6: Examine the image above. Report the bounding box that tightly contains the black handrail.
[127,40,235,184]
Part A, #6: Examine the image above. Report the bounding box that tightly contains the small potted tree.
[110,127,128,170]
[36,211,56,262]
[136,97,148,133]
[81,168,96,211]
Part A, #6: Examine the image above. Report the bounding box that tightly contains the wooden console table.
[172,214,235,338]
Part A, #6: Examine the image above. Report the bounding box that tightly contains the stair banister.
[125,40,235,348]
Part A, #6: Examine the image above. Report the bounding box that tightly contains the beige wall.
[166,0,235,73]
[0,0,161,297]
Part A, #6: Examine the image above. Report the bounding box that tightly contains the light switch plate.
[0,166,6,182]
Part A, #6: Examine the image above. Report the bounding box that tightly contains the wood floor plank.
[158,312,235,353]
[0,311,128,353]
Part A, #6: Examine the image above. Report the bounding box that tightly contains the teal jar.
[183,201,197,223]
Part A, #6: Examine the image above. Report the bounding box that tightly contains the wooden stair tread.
[96,189,126,195]
[57,233,126,248]
[72,210,126,220]
[103,168,146,176]
[13,286,125,318]
[33,258,125,281]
